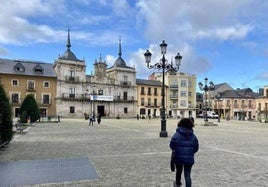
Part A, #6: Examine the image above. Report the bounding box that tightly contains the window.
[44,81,50,88]
[123,76,128,82]
[27,80,35,90]
[188,91,192,97]
[11,93,19,103]
[141,87,145,95]
[12,79,18,86]
[70,70,75,77]
[43,94,50,104]
[154,99,157,107]
[249,100,252,108]
[69,70,75,81]
[33,64,44,73]
[180,80,187,87]
[124,107,128,113]
[141,98,145,106]
[180,91,187,97]
[123,92,128,100]
[180,100,187,107]
[148,87,151,95]
[227,100,231,107]
[69,88,75,98]
[70,106,75,113]
[188,81,192,87]
[148,98,151,106]
[154,88,158,95]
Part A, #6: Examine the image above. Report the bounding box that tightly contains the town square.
[1,118,268,186]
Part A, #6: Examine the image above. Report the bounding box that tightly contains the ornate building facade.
[53,31,137,118]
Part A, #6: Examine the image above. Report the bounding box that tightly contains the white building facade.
[54,30,137,118]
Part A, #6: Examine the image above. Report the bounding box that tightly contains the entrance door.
[97,105,105,116]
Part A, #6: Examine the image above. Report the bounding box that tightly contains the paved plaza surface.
[0,118,268,187]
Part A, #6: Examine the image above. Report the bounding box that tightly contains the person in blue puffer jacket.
[170,118,199,187]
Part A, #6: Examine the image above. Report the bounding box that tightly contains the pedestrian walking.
[97,113,101,125]
[89,114,94,126]
[170,118,199,187]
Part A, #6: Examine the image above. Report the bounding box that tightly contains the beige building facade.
[212,88,257,120]
[149,72,197,118]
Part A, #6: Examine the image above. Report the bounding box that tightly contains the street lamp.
[144,40,182,138]
[198,77,215,122]
[215,93,221,122]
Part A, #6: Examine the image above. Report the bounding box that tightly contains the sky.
[1,0,268,92]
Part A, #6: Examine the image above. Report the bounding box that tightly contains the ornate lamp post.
[215,93,221,122]
[198,77,215,122]
[144,40,182,137]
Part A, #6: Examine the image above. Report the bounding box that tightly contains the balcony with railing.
[170,94,178,99]
[113,96,135,102]
[120,81,132,88]
[65,76,80,83]
[169,85,178,89]
[60,93,91,101]
[170,103,178,109]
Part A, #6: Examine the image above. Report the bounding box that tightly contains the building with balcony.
[0,58,57,117]
[53,31,137,118]
[149,72,197,118]
[213,88,258,120]
[136,79,168,118]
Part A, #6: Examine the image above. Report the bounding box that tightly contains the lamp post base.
[159,130,168,138]
[160,118,168,138]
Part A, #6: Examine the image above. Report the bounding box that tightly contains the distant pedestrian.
[89,114,94,126]
[170,118,199,187]
[97,113,101,125]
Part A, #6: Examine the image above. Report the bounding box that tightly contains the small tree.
[20,94,40,123]
[0,84,13,143]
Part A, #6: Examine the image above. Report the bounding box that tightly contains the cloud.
[195,25,254,41]
[136,0,257,42]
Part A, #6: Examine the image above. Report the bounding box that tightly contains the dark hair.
[177,118,194,129]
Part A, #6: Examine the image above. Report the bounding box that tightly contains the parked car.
[197,111,218,119]
[207,111,218,119]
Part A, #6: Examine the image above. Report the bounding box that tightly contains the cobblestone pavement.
[0,118,268,187]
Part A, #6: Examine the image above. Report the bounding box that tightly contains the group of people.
[89,113,101,126]
[170,117,199,187]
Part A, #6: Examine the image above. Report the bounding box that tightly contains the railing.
[170,104,178,108]
[170,94,178,99]
[169,85,178,89]
[65,76,80,82]
[113,96,135,102]
[60,93,91,101]
[120,81,131,87]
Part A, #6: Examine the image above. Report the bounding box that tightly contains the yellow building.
[136,78,168,118]
[255,85,268,122]
[0,59,57,118]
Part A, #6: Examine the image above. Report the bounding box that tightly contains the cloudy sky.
[1,0,268,92]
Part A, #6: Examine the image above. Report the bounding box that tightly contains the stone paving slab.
[0,118,268,186]
[0,157,99,187]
